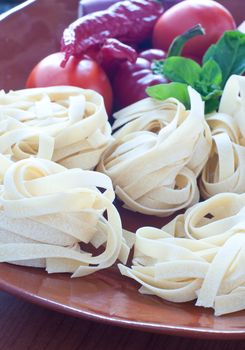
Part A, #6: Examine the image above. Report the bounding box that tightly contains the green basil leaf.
[203,31,245,87]
[202,44,216,63]
[205,98,220,114]
[202,90,223,103]
[162,57,201,85]
[199,59,222,87]
[146,82,190,109]
[202,88,223,100]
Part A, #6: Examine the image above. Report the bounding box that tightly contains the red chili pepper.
[99,38,137,64]
[61,0,164,66]
[112,49,168,110]
[97,38,138,78]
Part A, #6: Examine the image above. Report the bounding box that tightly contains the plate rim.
[1,264,245,340]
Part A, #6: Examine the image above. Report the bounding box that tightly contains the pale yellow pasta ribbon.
[98,87,212,217]
[0,86,112,171]
[200,75,245,198]
[0,158,132,276]
[119,192,245,315]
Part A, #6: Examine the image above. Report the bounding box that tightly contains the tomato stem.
[167,24,205,57]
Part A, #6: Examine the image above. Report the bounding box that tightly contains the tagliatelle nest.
[119,192,245,316]
[0,157,133,276]
[98,87,212,217]
[200,75,245,198]
[0,86,112,171]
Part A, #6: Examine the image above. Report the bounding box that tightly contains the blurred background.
[0,0,25,14]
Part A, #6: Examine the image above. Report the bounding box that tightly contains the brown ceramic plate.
[1,206,245,340]
[0,0,245,341]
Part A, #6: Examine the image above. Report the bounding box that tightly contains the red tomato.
[153,0,236,58]
[26,52,113,115]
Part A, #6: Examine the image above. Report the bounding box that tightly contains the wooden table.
[0,291,243,350]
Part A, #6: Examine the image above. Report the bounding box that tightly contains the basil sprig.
[147,30,245,113]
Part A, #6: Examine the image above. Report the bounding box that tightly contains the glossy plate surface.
[0,0,245,340]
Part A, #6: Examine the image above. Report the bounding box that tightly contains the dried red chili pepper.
[95,38,138,78]
[61,0,164,66]
[99,38,137,64]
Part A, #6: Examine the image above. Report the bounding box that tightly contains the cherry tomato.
[26,52,113,115]
[153,0,236,58]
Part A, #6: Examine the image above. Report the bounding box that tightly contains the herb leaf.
[199,59,222,88]
[162,57,201,85]
[146,82,190,109]
[203,30,245,87]
[204,98,220,114]
[201,88,222,114]
[148,30,245,114]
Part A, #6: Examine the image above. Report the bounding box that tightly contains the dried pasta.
[119,192,245,315]
[98,87,212,216]
[0,157,132,276]
[200,75,245,198]
[0,86,112,171]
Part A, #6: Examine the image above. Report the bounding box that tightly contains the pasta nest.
[0,86,112,172]
[98,87,212,217]
[119,192,245,316]
[0,157,133,276]
[200,75,245,198]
